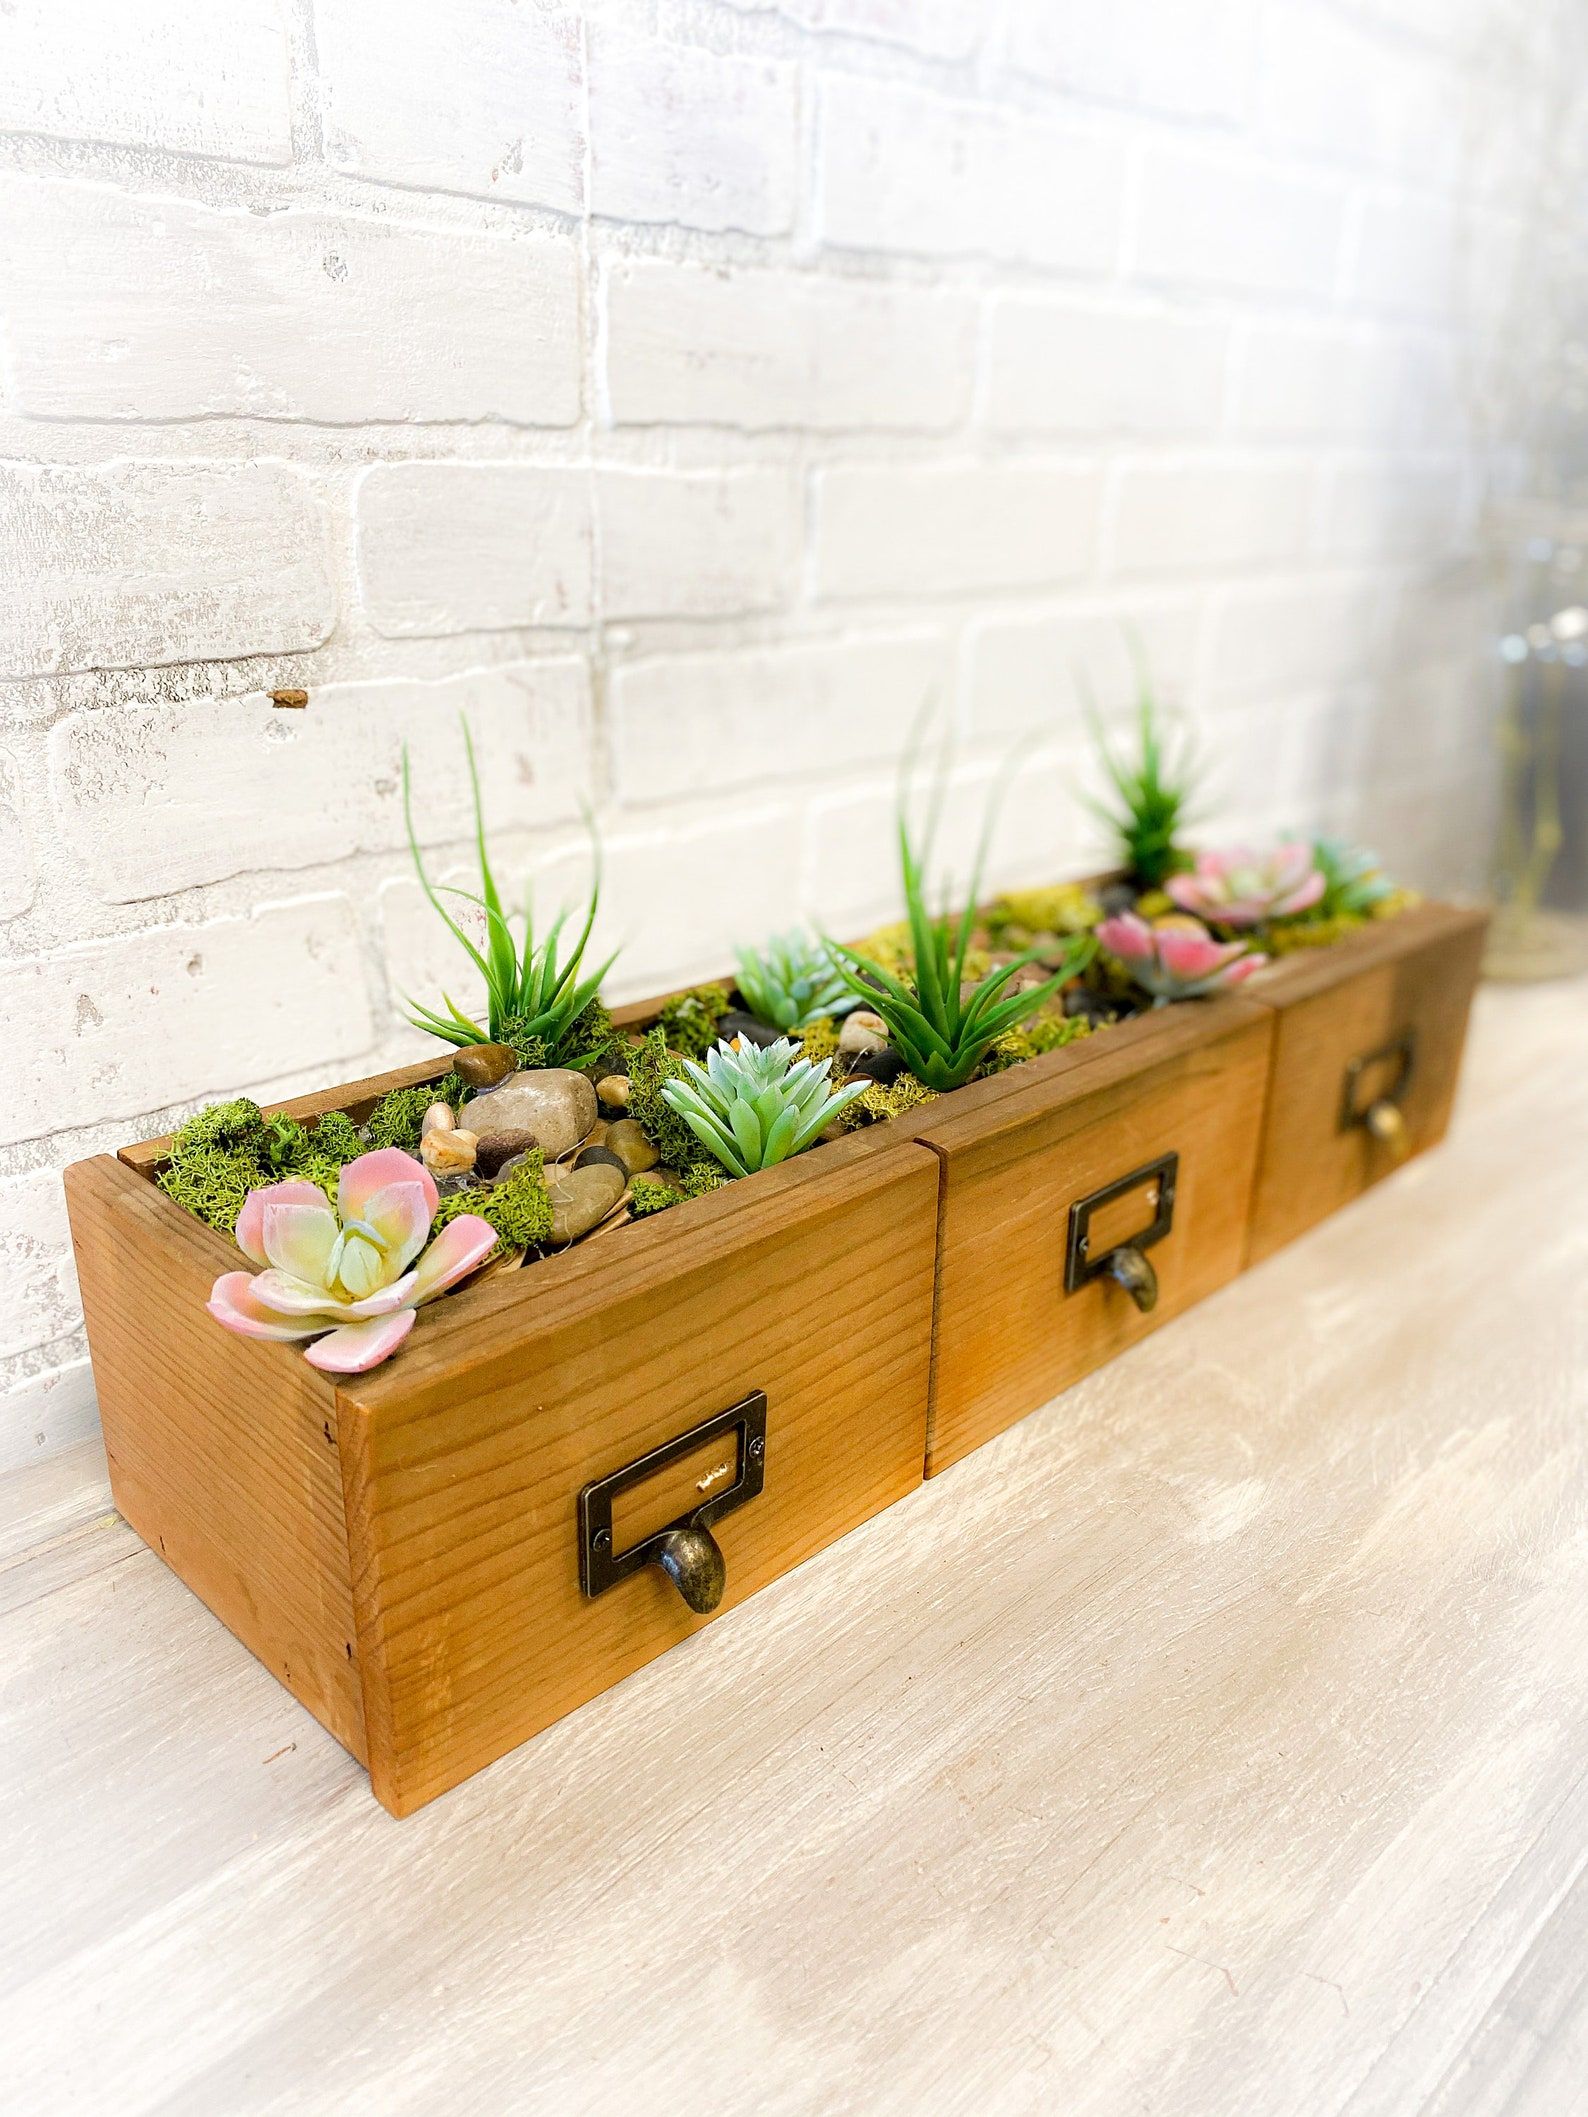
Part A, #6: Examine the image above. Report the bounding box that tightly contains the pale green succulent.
[735,928,861,1033]
[660,1036,868,1178]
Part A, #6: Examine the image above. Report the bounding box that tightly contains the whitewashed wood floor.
[3,982,1587,2117]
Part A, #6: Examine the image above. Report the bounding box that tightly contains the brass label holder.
[1064,1151,1179,1314]
[1340,1029,1416,1157]
[578,1390,767,1615]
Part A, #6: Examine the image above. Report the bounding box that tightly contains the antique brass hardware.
[1064,1152,1179,1315]
[578,1391,767,1615]
[1341,1030,1415,1161]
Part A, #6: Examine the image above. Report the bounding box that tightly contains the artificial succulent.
[660,1036,868,1178]
[402,720,617,1065]
[205,1149,496,1373]
[1096,911,1266,1003]
[734,930,860,1034]
[1312,837,1396,920]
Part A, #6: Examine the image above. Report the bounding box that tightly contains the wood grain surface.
[10,979,1585,2116]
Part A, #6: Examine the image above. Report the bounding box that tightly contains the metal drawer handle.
[577,1391,767,1615]
[1341,1030,1416,1162]
[1064,1152,1178,1316]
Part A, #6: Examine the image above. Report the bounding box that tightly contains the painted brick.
[0,460,334,679]
[0,753,36,920]
[610,632,947,804]
[985,295,1229,438]
[0,1172,78,1361]
[589,30,798,236]
[1347,190,1459,321]
[755,0,977,60]
[816,75,1127,273]
[965,597,1205,741]
[0,0,292,164]
[1132,142,1347,298]
[48,660,592,903]
[356,465,594,637]
[1235,323,1430,442]
[603,255,975,431]
[599,468,800,620]
[1259,2,1461,181]
[0,178,581,426]
[1005,0,1255,123]
[1107,459,1315,576]
[813,463,1101,600]
[1323,461,1469,561]
[1202,577,1390,704]
[1,900,373,1149]
[317,0,585,214]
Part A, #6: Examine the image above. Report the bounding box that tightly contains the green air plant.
[402,721,617,1065]
[824,758,1097,1094]
[734,929,861,1034]
[1084,666,1197,892]
[660,1036,868,1178]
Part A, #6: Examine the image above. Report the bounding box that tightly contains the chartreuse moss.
[431,1149,552,1248]
[159,1097,373,1232]
[829,1073,939,1132]
[982,884,1102,949]
[656,984,729,1061]
[364,1075,472,1151]
[626,1027,719,1172]
[629,1165,730,1217]
[975,1012,1091,1076]
[792,1014,840,1064]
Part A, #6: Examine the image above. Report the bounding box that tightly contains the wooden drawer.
[916,998,1274,1477]
[1244,901,1488,1264]
[66,1119,939,1817]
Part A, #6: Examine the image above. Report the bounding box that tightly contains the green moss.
[433,1148,552,1249]
[657,983,729,1061]
[975,1012,1092,1076]
[793,1014,840,1064]
[830,1073,940,1132]
[157,1147,257,1235]
[626,1026,718,1171]
[309,1108,365,1163]
[365,1073,471,1150]
[983,884,1102,949]
[629,1165,731,1217]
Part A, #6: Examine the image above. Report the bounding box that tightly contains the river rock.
[454,1042,518,1089]
[838,1008,888,1055]
[421,1126,477,1176]
[845,1047,904,1086]
[595,1074,631,1111]
[601,1118,658,1175]
[1098,882,1136,917]
[474,1127,538,1179]
[545,1160,627,1245]
[465,1068,596,1161]
[718,1008,781,1050]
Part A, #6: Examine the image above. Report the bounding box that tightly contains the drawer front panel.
[1246,909,1486,1263]
[923,1008,1273,1477]
[338,1140,940,1816]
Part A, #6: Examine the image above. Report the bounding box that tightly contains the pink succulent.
[206,1147,496,1374]
[1097,911,1267,1004]
[1166,844,1326,928]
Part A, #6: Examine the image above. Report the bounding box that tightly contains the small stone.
[574,1144,631,1179]
[454,1042,518,1090]
[544,1160,627,1245]
[474,1127,538,1179]
[466,1067,597,1161]
[717,1008,781,1050]
[420,1101,456,1138]
[1098,882,1136,917]
[1004,965,1051,997]
[838,1008,889,1055]
[595,1074,631,1111]
[1064,989,1117,1026]
[601,1118,658,1175]
[422,1126,477,1176]
[845,1047,904,1086]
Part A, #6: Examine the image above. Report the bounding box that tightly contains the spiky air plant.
[824,742,1096,1093]
[734,928,861,1034]
[660,1037,868,1178]
[1084,666,1197,891]
[401,721,617,1063]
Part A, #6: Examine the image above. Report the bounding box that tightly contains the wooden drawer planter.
[915,997,1275,1477]
[1243,900,1489,1262]
[65,1055,942,1817]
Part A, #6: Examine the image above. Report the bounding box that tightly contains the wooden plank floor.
[2,979,1585,2117]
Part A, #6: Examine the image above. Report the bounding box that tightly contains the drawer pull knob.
[578,1392,767,1612]
[654,1525,728,1613]
[1102,1242,1158,1313]
[1363,1097,1409,1160]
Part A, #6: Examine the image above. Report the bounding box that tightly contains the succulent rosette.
[206,1147,496,1373]
[1097,911,1267,1004]
[1166,843,1326,928]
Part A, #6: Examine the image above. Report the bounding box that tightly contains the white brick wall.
[0,0,1559,1460]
